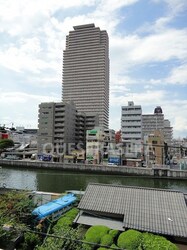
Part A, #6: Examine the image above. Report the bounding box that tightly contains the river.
[1,166,187,193]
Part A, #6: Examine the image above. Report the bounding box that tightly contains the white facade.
[121,101,142,159]
[121,101,142,141]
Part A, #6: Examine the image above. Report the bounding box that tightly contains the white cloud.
[109,28,187,80]
[130,29,187,63]
[152,0,187,14]
[0,0,96,22]
[108,26,187,98]
[98,0,139,12]
[0,91,59,104]
[0,91,60,128]
[140,63,187,86]
[0,0,141,76]
[0,37,50,73]
[161,100,187,137]
[110,90,166,107]
[166,64,187,85]
[0,0,98,38]
[0,0,186,137]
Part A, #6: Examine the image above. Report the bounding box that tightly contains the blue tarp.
[32,193,76,220]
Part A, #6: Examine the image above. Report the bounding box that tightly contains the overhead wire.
[23,228,126,250]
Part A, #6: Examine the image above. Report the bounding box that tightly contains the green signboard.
[88,130,97,135]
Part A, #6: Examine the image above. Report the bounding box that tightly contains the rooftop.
[78,183,187,238]
[73,23,95,30]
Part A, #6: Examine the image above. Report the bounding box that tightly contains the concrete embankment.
[0,160,187,179]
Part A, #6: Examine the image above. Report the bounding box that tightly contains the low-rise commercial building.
[143,130,164,167]
[86,127,116,164]
[86,127,105,164]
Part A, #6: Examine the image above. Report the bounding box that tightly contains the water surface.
[1,166,187,193]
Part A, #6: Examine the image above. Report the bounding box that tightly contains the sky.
[0,0,187,138]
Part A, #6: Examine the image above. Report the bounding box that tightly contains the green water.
[1,166,187,193]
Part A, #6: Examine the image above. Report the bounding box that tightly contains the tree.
[117,230,142,250]
[0,139,14,150]
[0,126,6,133]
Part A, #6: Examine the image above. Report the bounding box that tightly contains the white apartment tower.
[121,101,142,142]
[62,24,109,129]
[121,102,142,158]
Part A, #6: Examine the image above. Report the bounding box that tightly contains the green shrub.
[38,224,83,250]
[0,139,14,149]
[21,232,41,250]
[0,191,36,248]
[109,229,119,239]
[141,232,179,250]
[117,229,142,250]
[82,225,110,249]
[82,243,94,250]
[64,208,79,219]
[100,234,113,246]
[110,243,119,249]
[53,208,79,232]
[85,225,110,244]
[54,217,72,230]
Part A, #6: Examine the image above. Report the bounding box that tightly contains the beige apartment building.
[62,23,109,129]
[144,130,164,167]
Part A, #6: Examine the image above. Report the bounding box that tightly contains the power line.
[24,228,125,250]
[117,142,187,149]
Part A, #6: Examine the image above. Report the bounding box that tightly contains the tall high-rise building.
[62,23,109,129]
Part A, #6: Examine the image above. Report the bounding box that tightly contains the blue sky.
[0,0,187,138]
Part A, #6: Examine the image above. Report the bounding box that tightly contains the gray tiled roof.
[78,183,187,238]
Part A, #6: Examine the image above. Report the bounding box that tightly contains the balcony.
[55,118,65,122]
[54,128,64,133]
[55,106,65,111]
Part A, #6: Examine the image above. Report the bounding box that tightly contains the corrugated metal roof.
[78,183,187,238]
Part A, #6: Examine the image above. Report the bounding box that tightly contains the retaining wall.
[0,160,187,178]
